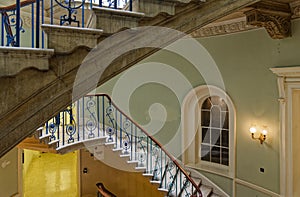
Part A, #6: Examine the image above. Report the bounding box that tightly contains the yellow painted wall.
[0,148,18,197]
[23,150,78,197]
[80,149,165,197]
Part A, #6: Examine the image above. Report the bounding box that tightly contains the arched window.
[200,96,229,166]
[182,85,235,177]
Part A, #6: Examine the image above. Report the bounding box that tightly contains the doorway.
[292,89,300,196]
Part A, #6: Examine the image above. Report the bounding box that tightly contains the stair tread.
[48,139,59,144]
[142,173,153,177]
[150,180,160,184]
[127,160,139,164]
[200,185,213,197]
[93,6,145,17]
[39,133,51,139]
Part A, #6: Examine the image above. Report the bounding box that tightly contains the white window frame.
[181,85,236,178]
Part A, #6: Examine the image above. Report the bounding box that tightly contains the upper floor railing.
[0,0,132,48]
[38,94,203,196]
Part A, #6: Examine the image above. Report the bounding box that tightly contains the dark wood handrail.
[96,182,117,197]
[87,93,203,196]
[0,0,36,12]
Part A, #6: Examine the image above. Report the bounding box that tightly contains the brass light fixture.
[249,125,268,144]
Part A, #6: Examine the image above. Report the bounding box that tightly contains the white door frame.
[271,66,300,197]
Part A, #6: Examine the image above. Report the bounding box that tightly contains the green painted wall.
[97,19,300,196]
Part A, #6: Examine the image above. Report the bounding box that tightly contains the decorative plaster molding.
[290,0,300,18]
[191,17,257,38]
[245,9,291,39]
[270,66,300,78]
[245,1,291,39]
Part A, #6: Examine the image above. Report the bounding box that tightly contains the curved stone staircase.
[18,94,228,196]
[0,0,260,158]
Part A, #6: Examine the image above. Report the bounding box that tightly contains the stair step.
[157,188,168,192]
[127,160,139,164]
[0,47,54,77]
[135,166,146,171]
[48,139,59,145]
[125,0,177,17]
[150,180,161,184]
[42,24,103,53]
[200,185,213,197]
[39,133,51,140]
[105,142,115,146]
[93,7,144,34]
[120,154,130,158]
[143,173,153,177]
[112,148,123,152]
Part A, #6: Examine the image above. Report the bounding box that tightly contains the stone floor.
[23,150,78,197]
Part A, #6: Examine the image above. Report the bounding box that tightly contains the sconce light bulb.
[262,129,268,135]
[250,126,257,134]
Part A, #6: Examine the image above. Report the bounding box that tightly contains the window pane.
[221,130,229,147]
[221,112,229,129]
[201,144,210,162]
[201,111,210,127]
[211,146,220,164]
[210,96,220,105]
[202,128,210,144]
[211,106,221,128]
[202,98,211,110]
[211,129,220,146]
[200,95,230,166]
[221,148,229,166]
[220,99,228,112]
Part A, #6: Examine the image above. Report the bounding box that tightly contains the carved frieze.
[245,1,291,39]
[191,17,256,38]
[290,0,300,18]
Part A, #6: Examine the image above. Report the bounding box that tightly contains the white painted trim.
[270,66,300,197]
[181,85,236,181]
[186,167,230,197]
[186,164,280,197]
[235,178,281,197]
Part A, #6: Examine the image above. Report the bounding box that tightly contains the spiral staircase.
[0,0,263,196]
[0,0,260,159]
[18,94,228,196]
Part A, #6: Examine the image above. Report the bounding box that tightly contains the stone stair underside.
[0,0,261,158]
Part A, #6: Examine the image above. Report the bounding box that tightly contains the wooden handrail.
[0,0,36,12]
[87,93,203,196]
[96,182,117,197]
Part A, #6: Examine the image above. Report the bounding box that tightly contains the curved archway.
[181,85,236,177]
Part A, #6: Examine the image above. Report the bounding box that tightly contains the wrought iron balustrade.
[39,94,203,196]
[0,0,133,48]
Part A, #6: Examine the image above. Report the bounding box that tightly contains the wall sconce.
[249,125,268,144]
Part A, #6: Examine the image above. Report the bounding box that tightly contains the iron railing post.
[1,14,4,46]
[16,0,21,47]
[36,0,40,48]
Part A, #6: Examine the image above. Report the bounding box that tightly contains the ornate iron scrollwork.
[54,0,85,26]
[1,11,25,46]
[86,98,97,139]
[65,105,76,143]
